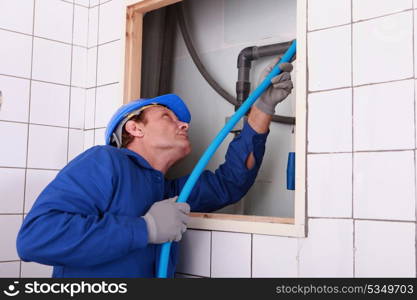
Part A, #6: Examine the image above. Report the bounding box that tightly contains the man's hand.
[255,57,294,115]
[143,197,190,244]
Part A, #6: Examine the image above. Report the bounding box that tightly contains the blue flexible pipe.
[157,39,297,278]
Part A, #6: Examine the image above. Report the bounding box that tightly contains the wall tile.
[0,262,20,277]
[25,169,58,213]
[71,46,87,88]
[0,30,32,78]
[0,76,30,123]
[211,231,251,277]
[98,0,123,44]
[30,81,70,127]
[74,0,90,7]
[0,215,22,261]
[0,168,25,213]
[354,151,415,221]
[84,130,95,150]
[32,38,72,85]
[177,230,211,277]
[90,0,99,7]
[34,0,73,44]
[353,0,412,21]
[84,89,95,129]
[307,153,352,218]
[308,0,351,31]
[299,219,353,277]
[353,12,413,85]
[308,25,351,91]
[0,122,28,168]
[355,220,415,277]
[68,129,84,162]
[70,87,86,129]
[88,6,99,47]
[27,125,68,169]
[87,47,97,88]
[94,128,105,146]
[252,235,298,277]
[355,80,415,151]
[95,84,121,128]
[73,5,88,47]
[308,88,352,152]
[0,0,34,35]
[97,41,121,86]
[21,262,52,278]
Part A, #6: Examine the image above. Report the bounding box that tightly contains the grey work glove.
[142,196,190,244]
[255,57,294,115]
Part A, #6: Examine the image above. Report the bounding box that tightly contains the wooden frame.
[121,0,307,237]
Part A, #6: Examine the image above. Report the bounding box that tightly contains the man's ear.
[125,120,145,138]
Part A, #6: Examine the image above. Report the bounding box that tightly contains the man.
[16,59,293,278]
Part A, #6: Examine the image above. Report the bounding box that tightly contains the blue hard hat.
[105,94,191,147]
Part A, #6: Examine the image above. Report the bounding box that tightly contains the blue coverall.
[16,122,268,277]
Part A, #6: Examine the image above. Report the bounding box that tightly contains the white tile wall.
[0,262,20,277]
[70,87,86,129]
[84,130,95,150]
[96,41,121,86]
[90,0,99,7]
[299,219,353,277]
[354,80,415,151]
[307,153,352,218]
[211,231,251,277]
[353,12,413,85]
[355,220,415,277]
[308,88,352,152]
[85,89,96,129]
[27,125,68,169]
[34,0,73,44]
[0,76,30,123]
[94,128,105,145]
[73,5,89,47]
[21,262,52,278]
[0,0,34,35]
[0,168,25,213]
[98,0,123,44]
[353,0,412,21]
[29,81,70,127]
[0,215,22,261]
[24,169,58,213]
[88,6,99,47]
[354,151,415,221]
[95,83,121,128]
[177,230,211,277]
[87,47,98,88]
[308,25,351,91]
[0,30,32,78]
[252,235,298,277]
[32,37,72,85]
[68,129,84,161]
[75,0,90,7]
[72,46,88,88]
[0,122,28,168]
[308,0,351,31]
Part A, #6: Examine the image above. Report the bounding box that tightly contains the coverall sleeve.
[165,121,269,212]
[16,147,148,268]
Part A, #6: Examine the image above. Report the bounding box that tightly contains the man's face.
[141,106,191,159]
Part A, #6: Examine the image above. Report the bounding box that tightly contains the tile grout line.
[308,8,414,34]
[350,0,356,278]
[67,1,76,165]
[20,0,38,279]
[412,0,417,280]
[92,3,101,144]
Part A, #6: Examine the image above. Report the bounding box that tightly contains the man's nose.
[178,122,189,131]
